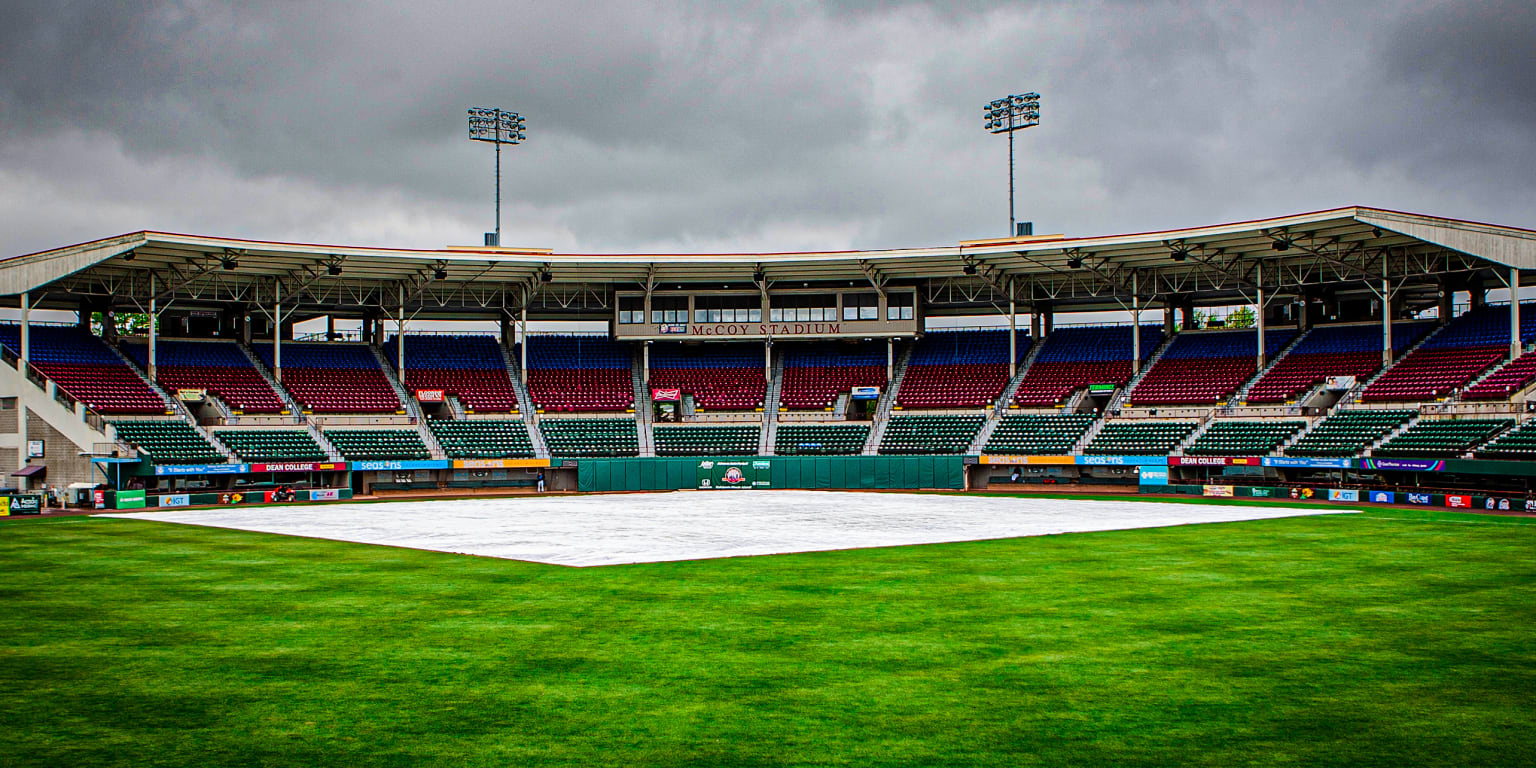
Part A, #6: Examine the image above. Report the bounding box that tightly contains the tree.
[1226,306,1256,328]
[90,311,150,337]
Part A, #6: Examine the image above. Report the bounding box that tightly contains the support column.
[1008,294,1017,378]
[1043,305,1054,335]
[887,338,894,383]
[764,339,772,384]
[272,281,282,382]
[242,312,252,345]
[1131,274,1141,373]
[1256,263,1267,369]
[396,284,407,386]
[1512,268,1523,359]
[20,292,30,365]
[1030,308,1042,340]
[519,304,528,386]
[326,314,335,341]
[1382,278,1393,367]
[1163,302,1175,338]
[147,292,157,380]
[643,341,651,385]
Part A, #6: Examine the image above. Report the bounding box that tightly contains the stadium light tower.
[468,107,527,247]
[983,92,1040,237]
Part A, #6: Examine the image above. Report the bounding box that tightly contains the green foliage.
[1226,306,1257,328]
[0,507,1532,766]
[90,311,150,337]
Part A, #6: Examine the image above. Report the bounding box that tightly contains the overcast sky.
[2,0,1533,260]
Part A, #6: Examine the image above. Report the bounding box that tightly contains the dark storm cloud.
[0,0,1532,257]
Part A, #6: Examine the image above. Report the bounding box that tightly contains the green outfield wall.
[563,456,966,493]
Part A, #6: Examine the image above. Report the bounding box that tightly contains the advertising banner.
[1202,485,1235,497]
[1406,492,1436,505]
[160,494,191,507]
[1445,494,1472,508]
[1324,375,1356,391]
[0,497,8,516]
[1168,456,1263,467]
[850,386,881,401]
[696,459,771,490]
[1327,489,1360,502]
[651,388,682,402]
[1482,496,1517,511]
[155,463,251,476]
[1138,466,1170,486]
[1361,458,1445,472]
[1263,457,1354,469]
[309,489,341,501]
[415,389,446,403]
[1087,383,1117,394]
[10,495,42,514]
[26,439,43,459]
[1368,490,1396,504]
[177,388,207,402]
[356,459,449,471]
[452,458,548,469]
[114,490,146,510]
[250,462,346,473]
[1077,456,1169,466]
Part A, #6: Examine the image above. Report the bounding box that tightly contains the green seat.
[878,414,985,455]
[112,420,225,464]
[427,419,535,458]
[214,429,327,462]
[775,423,870,455]
[323,429,431,460]
[1475,420,1536,460]
[1083,421,1197,455]
[1184,420,1304,456]
[540,419,639,457]
[653,425,759,456]
[984,414,1096,455]
[1286,410,1416,457]
[1374,419,1513,458]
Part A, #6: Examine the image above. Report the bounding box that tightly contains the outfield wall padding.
[567,456,965,493]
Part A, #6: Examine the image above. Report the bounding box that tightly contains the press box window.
[886,292,915,320]
[650,296,689,324]
[618,297,645,324]
[769,294,837,322]
[843,293,879,321]
[693,295,760,323]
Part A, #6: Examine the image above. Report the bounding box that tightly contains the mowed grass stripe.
[0,507,1532,767]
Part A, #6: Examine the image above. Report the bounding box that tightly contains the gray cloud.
[1,0,1532,258]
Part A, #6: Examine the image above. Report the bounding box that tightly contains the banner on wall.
[415,389,446,403]
[1445,494,1472,508]
[1362,458,1445,472]
[1263,457,1353,469]
[850,386,881,400]
[310,489,342,501]
[1169,456,1262,466]
[1327,489,1360,502]
[1202,485,1235,497]
[696,459,771,490]
[1369,490,1396,504]
[161,494,191,507]
[1138,467,1170,485]
[651,388,681,402]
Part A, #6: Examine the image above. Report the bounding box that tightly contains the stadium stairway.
[1363,411,1422,456]
[967,409,1006,454]
[759,351,785,454]
[1070,416,1110,455]
[1232,328,1312,403]
[994,336,1047,410]
[1331,321,1448,407]
[497,345,551,459]
[304,421,346,461]
[236,341,309,415]
[0,351,119,465]
[631,352,656,457]
[368,344,445,458]
[1170,412,1218,455]
[1456,345,1536,401]
[859,346,911,455]
[1106,332,1176,411]
[103,341,183,416]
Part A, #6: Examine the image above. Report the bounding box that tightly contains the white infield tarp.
[100,490,1351,567]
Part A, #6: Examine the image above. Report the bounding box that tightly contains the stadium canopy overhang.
[1,206,1531,322]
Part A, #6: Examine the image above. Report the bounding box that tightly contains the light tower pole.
[984,92,1040,237]
[468,107,526,246]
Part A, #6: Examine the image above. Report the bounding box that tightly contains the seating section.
[539,419,639,457]
[1130,329,1297,405]
[255,343,402,413]
[1082,422,1196,455]
[0,325,164,414]
[1013,325,1163,406]
[878,414,984,455]
[1284,410,1414,457]
[122,339,286,413]
[983,413,1096,455]
[774,423,870,455]
[648,343,765,410]
[426,420,534,458]
[897,330,1029,409]
[1184,420,1304,456]
[112,420,224,464]
[1474,421,1536,460]
[1247,323,1432,403]
[653,425,759,456]
[213,430,327,462]
[1373,419,1513,458]
[389,334,519,412]
[781,341,887,410]
[526,335,633,412]
[1464,351,1536,400]
[323,429,431,460]
[1362,304,1536,402]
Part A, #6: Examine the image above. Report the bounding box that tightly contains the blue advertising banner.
[1262,457,1353,469]
[1368,490,1396,504]
[155,463,251,476]
[1077,456,1169,466]
[1138,467,1170,485]
[1361,458,1445,472]
[353,460,447,471]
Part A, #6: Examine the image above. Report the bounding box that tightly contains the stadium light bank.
[468,107,527,247]
[984,92,1040,238]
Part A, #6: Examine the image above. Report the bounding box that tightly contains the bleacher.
[539,419,639,457]
[983,413,1096,455]
[1013,325,1162,407]
[323,429,431,460]
[1247,323,1432,403]
[122,339,286,413]
[774,422,870,455]
[781,341,887,410]
[1184,420,1304,456]
[526,335,633,412]
[1130,328,1297,405]
[648,343,765,410]
[1082,422,1196,455]
[0,325,165,414]
[1463,351,1536,400]
[426,420,535,458]
[1361,304,1536,402]
[1474,421,1536,460]
[389,334,519,412]
[653,425,759,456]
[112,420,225,464]
[1373,419,1513,458]
[897,330,1028,409]
[877,414,984,455]
[255,343,401,413]
[213,430,328,462]
[1284,410,1414,457]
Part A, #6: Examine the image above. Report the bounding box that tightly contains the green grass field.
[2,500,1533,766]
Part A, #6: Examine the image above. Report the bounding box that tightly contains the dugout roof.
[2,206,1532,321]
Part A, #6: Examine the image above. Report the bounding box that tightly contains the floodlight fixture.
[963,263,979,275]
[1066,257,1083,269]
[327,263,343,276]
[983,91,1041,237]
[468,107,527,247]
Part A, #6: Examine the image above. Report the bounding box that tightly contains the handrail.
[0,344,114,434]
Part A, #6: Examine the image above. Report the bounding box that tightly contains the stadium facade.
[1,206,1533,511]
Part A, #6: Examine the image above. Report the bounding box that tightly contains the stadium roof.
[2,206,1532,320]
